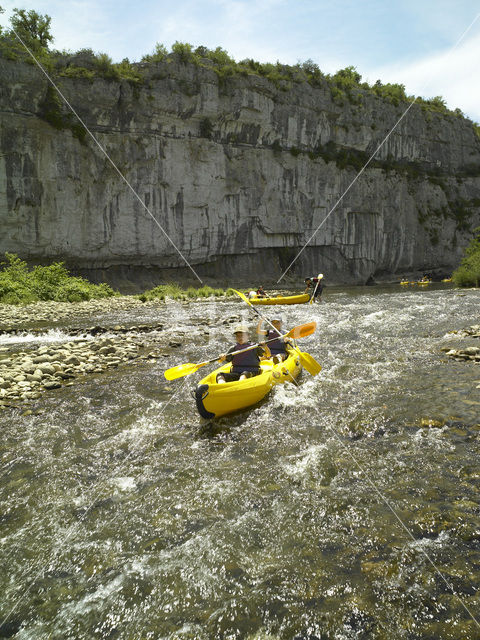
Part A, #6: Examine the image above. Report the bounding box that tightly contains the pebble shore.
[442,324,480,363]
[0,296,157,329]
[0,333,167,408]
[0,295,227,409]
[441,324,480,390]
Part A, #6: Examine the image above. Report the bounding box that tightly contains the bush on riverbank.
[0,253,117,304]
[138,284,236,302]
[452,228,480,287]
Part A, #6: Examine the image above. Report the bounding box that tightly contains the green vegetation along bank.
[0,254,236,305]
[452,227,480,287]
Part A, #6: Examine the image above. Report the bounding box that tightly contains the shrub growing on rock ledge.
[0,253,117,304]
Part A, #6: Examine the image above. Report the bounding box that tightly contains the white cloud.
[365,30,480,122]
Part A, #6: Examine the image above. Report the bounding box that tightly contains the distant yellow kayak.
[416,280,432,285]
[250,293,310,305]
[194,352,303,418]
[442,278,452,282]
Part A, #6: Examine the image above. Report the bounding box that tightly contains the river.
[0,284,479,639]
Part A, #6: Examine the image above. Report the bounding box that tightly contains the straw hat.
[233,324,249,334]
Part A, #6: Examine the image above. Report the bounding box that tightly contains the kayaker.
[248,290,257,299]
[304,274,324,302]
[256,285,268,298]
[257,316,292,363]
[216,324,271,383]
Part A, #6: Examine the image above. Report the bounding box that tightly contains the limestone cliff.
[1,56,480,286]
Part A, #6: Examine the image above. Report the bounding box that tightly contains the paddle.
[164,322,316,381]
[309,274,323,305]
[232,289,322,376]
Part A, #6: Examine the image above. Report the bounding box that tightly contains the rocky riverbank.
[0,295,238,409]
[442,324,480,364]
[0,333,167,408]
[0,296,160,329]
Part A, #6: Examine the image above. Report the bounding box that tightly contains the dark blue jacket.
[266,330,286,355]
[227,342,264,372]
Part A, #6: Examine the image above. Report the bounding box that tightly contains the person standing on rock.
[304,274,324,302]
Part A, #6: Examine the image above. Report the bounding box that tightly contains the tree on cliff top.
[8,7,53,49]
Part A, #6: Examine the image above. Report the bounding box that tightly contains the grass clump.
[138,284,234,302]
[0,253,117,304]
[452,227,480,287]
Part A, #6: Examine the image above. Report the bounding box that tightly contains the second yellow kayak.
[250,293,310,305]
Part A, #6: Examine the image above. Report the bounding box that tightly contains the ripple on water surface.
[1,286,480,639]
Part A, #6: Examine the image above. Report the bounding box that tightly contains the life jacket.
[266,330,286,355]
[230,342,260,372]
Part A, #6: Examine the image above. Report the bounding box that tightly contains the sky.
[1,0,479,122]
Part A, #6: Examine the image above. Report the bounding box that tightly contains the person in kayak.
[304,274,324,302]
[256,316,292,363]
[216,324,271,383]
[256,285,268,298]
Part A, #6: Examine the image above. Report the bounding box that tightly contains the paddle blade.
[232,289,251,305]
[297,350,322,376]
[164,361,207,380]
[287,321,317,339]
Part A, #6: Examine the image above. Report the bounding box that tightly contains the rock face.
[1,57,480,286]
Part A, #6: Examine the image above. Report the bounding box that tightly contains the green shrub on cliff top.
[0,7,473,123]
[452,228,480,287]
[0,253,117,304]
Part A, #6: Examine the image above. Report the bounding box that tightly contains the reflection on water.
[1,286,480,639]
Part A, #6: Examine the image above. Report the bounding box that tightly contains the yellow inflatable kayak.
[250,293,310,305]
[194,352,303,419]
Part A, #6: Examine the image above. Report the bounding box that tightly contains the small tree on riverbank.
[452,227,480,287]
[0,253,117,304]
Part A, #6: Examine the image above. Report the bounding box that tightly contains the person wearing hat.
[256,285,268,298]
[304,273,324,302]
[256,316,292,363]
[216,324,271,383]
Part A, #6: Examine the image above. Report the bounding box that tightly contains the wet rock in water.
[32,354,51,364]
[168,341,182,348]
[420,418,444,428]
[99,346,116,355]
[37,363,56,375]
[44,381,62,390]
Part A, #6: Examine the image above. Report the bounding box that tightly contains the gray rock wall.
[1,57,480,286]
